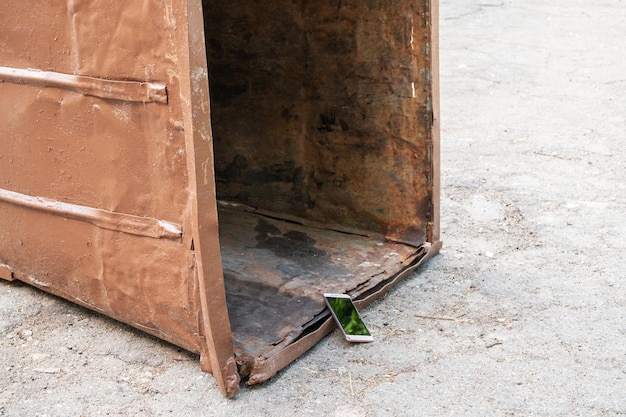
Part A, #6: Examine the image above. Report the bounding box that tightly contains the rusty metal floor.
[218,205,425,360]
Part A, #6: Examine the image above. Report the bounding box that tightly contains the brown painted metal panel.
[1,0,440,397]
[0,0,239,396]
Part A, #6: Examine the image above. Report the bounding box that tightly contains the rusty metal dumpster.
[0,0,440,397]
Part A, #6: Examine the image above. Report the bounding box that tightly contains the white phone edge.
[323,293,374,343]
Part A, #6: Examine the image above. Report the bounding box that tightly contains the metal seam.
[0,66,167,104]
[0,188,182,240]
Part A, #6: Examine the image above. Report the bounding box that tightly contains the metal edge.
[178,0,240,397]
[0,264,14,281]
[245,241,441,386]
[429,0,441,244]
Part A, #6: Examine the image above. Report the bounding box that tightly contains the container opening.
[203,1,434,376]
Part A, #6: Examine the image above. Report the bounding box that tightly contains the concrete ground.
[1,0,625,415]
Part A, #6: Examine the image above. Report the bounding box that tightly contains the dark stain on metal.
[255,219,330,271]
[217,156,306,189]
[318,112,337,133]
[224,269,321,358]
[243,161,304,187]
[216,154,248,183]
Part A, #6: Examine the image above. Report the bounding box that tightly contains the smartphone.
[323,293,373,342]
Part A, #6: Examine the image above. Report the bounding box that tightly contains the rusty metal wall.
[204,0,437,246]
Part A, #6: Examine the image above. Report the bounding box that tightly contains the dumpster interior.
[203,1,435,376]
